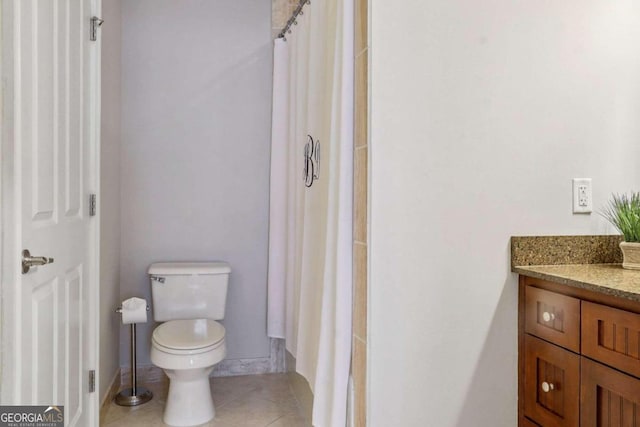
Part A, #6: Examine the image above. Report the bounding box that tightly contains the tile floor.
[103,374,310,427]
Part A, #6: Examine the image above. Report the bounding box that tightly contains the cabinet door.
[581,357,640,427]
[522,418,540,427]
[524,335,580,427]
[582,301,640,378]
[526,286,581,352]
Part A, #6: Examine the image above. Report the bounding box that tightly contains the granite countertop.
[511,235,640,302]
[513,264,640,302]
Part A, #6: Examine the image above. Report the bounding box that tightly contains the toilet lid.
[152,319,225,351]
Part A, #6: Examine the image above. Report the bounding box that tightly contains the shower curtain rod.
[277,0,311,40]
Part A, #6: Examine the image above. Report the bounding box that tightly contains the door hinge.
[89,370,95,393]
[89,194,97,216]
[90,16,104,41]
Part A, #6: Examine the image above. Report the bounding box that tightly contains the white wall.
[120,0,273,366]
[100,0,122,401]
[369,1,640,426]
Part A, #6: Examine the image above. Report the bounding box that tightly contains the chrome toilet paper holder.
[114,305,151,314]
[114,304,153,406]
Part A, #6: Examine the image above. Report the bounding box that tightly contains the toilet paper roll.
[121,297,148,324]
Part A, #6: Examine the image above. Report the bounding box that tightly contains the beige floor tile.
[246,375,295,403]
[210,374,262,408]
[194,419,237,427]
[103,399,165,426]
[266,413,310,427]
[213,392,287,427]
[103,398,163,425]
[102,373,306,427]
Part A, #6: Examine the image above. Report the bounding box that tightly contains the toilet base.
[163,367,215,427]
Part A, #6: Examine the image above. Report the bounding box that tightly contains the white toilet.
[148,261,231,427]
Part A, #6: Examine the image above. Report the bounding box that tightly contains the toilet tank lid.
[148,262,231,275]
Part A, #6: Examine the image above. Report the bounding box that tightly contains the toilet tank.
[148,262,231,322]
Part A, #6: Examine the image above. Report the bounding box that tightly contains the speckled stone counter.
[511,235,640,302]
[513,264,640,302]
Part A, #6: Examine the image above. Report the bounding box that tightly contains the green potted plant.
[602,192,640,270]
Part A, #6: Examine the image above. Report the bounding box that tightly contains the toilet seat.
[152,319,225,355]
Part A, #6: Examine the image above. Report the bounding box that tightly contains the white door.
[1,1,100,426]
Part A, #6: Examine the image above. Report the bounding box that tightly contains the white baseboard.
[100,368,121,425]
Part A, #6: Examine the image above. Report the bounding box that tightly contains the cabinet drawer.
[526,286,581,352]
[524,335,580,427]
[582,301,640,378]
[581,357,640,427]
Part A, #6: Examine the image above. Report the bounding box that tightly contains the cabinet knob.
[541,381,555,393]
[542,311,555,322]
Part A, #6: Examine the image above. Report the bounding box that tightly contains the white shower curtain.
[267,0,354,425]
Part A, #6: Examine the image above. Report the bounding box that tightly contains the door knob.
[542,311,555,322]
[541,381,555,393]
[22,249,54,274]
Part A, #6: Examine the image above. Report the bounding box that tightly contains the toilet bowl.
[148,261,231,427]
[150,319,226,427]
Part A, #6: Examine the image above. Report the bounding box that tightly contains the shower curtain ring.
[294,20,298,25]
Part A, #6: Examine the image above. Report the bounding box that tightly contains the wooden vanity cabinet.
[519,276,640,427]
[581,357,640,427]
[523,419,541,427]
[525,286,581,353]
[524,335,580,427]
[581,301,640,379]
